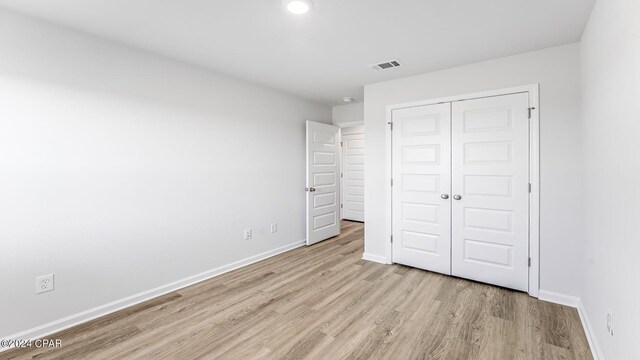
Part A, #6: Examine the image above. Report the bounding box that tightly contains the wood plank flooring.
[2,221,592,360]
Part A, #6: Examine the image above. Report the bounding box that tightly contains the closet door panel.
[392,103,451,274]
[451,93,530,291]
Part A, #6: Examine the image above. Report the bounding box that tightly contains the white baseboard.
[362,252,389,264]
[538,289,580,307]
[538,291,603,360]
[577,300,604,360]
[1,239,306,353]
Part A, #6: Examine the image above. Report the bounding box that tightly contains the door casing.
[384,84,540,298]
[340,125,365,222]
[335,121,365,222]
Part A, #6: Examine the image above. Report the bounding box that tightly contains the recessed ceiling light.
[283,0,313,14]
[342,97,356,103]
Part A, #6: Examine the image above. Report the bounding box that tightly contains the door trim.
[336,121,365,220]
[335,120,364,128]
[339,125,365,222]
[384,84,540,298]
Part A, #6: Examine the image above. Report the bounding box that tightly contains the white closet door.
[451,93,530,291]
[392,103,451,274]
[341,126,365,222]
[306,121,341,245]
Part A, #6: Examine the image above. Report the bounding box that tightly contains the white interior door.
[451,93,530,291]
[341,125,364,222]
[392,103,452,274]
[306,121,341,245]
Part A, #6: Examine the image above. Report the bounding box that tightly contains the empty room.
[0,0,638,359]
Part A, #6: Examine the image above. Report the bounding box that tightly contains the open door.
[306,121,341,245]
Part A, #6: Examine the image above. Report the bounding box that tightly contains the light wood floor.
[2,221,592,360]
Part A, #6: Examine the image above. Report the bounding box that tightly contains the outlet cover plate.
[36,274,55,294]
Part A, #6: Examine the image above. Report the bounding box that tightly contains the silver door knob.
[307,187,316,192]
[453,195,462,200]
[441,194,449,199]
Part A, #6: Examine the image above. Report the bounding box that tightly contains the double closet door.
[391,93,530,291]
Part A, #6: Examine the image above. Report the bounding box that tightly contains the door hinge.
[528,257,532,267]
[388,121,393,131]
[390,235,393,243]
[341,204,343,209]
[390,178,394,187]
[341,172,343,178]
[528,183,532,193]
[528,107,536,119]
[340,141,343,147]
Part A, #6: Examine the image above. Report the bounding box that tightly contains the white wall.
[579,0,640,358]
[332,103,364,125]
[364,44,582,297]
[0,9,329,338]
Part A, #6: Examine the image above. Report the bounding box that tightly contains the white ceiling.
[0,0,594,105]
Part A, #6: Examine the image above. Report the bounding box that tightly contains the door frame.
[384,84,540,298]
[335,121,364,128]
[336,121,364,221]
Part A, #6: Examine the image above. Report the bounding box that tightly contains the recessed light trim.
[283,0,313,14]
[342,97,356,103]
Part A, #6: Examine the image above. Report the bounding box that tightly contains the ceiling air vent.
[370,59,402,71]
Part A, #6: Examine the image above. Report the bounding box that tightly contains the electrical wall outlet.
[606,309,614,336]
[244,228,252,240]
[36,274,55,294]
[271,223,278,233]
